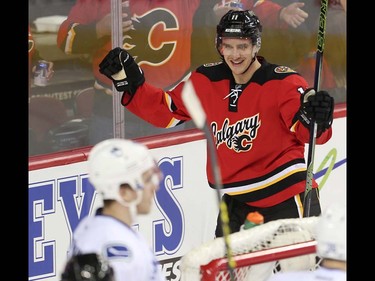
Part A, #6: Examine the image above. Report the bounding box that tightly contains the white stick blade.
[181,80,206,129]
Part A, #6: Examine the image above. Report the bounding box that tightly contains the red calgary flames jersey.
[124,57,332,207]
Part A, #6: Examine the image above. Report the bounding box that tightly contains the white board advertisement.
[29,117,346,281]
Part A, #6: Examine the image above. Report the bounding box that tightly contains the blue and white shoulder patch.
[274,66,296,73]
[105,244,132,260]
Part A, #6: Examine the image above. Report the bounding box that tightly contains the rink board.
[29,113,346,281]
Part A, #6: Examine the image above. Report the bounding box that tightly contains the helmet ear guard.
[216,10,262,55]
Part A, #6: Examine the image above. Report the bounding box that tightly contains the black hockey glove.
[99,47,145,94]
[295,88,334,135]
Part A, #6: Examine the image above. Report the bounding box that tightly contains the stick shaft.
[182,80,236,280]
[303,0,328,217]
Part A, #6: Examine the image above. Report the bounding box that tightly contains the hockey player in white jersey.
[266,203,346,281]
[66,138,166,281]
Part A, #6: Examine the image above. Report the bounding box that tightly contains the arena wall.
[28,104,346,281]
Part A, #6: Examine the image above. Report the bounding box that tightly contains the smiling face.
[219,37,259,83]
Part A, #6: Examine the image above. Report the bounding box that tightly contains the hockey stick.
[181,80,236,281]
[303,0,329,217]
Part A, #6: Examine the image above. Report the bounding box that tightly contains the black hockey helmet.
[216,10,262,54]
[61,253,114,281]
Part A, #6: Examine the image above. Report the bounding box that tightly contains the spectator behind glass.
[29,25,54,93]
[266,203,346,281]
[191,0,312,75]
[264,0,346,103]
[297,0,347,103]
[57,0,231,143]
[213,0,309,29]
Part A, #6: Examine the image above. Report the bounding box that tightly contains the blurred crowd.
[29,0,346,156]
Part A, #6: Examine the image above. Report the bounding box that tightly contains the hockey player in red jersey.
[98,10,334,237]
